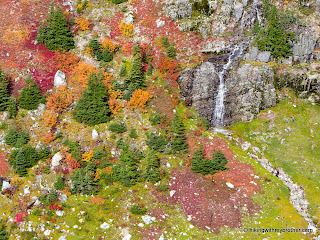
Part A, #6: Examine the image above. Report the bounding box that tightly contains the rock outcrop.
[178,61,277,126]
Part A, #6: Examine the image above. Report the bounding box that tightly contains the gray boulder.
[54,70,66,88]
[256,51,271,62]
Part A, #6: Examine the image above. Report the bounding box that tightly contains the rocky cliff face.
[178,61,277,126]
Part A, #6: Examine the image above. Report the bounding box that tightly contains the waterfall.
[254,0,262,25]
[212,44,245,127]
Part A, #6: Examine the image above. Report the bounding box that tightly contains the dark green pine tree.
[18,78,45,110]
[211,150,228,172]
[14,150,28,177]
[38,5,75,51]
[113,148,141,187]
[190,145,205,174]
[0,223,9,240]
[47,189,58,203]
[7,97,17,119]
[22,145,39,168]
[0,67,10,111]
[126,43,146,89]
[73,73,112,126]
[171,113,188,153]
[167,46,177,59]
[54,174,65,190]
[145,151,161,183]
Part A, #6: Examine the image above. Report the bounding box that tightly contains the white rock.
[226,182,234,188]
[123,234,132,240]
[79,218,84,223]
[54,70,66,88]
[56,211,65,217]
[1,181,11,191]
[73,225,79,229]
[51,152,63,168]
[158,234,164,240]
[100,222,110,230]
[156,19,165,27]
[24,186,30,195]
[92,129,99,140]
[58,236,67,240]
[59,194,68,203]
[141,215,156,225]
[44,229,51,236]
[169,190,176,197]
[123,12,134,24]
[166,162,171,168]
[138,223,144,227]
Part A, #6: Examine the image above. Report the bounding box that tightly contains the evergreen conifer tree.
[0,67,9,112]
[7,97,17,119]
[54,174,65,190]
[119,64,127,77]
[171,113,188,153]
[145,151,161,183]
[47,189,58,203]
[127,53,146,89]
[167,46,177,59]
[15,150,28,177]
[0,224,9,240]
[18,78,45,110]
[73,73,112,126]
[38,5,75,51]
[190,145,205,174]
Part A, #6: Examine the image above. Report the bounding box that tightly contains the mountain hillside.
[0,0,320,239]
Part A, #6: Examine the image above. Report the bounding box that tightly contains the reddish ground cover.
[0,0,74,95]
[0,152,9,176]
[164,136,262,233]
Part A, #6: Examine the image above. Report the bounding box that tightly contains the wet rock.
[233,2,244,22]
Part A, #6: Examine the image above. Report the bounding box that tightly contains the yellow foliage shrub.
[3,25,30,44]
[75,17,90,31]
[82,151,94,162]
[119,21,134,38]
[126,89,153,112]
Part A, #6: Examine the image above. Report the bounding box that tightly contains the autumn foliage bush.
[119,21,134,38]
[126,89,153,112]
[46,86,73,114]
[75,17,90,31]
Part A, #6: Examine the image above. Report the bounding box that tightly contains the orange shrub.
[75,17,90,31]
[53,51,80,75]
[101,39,118,52]
[46,86,73,114]
[65,153,80,173]
[126,89,153,112]
[43,110,59,128]
[69,62,98,98]
[109,98,122,116]
[42,132,56,145]
[90,197,106,205]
